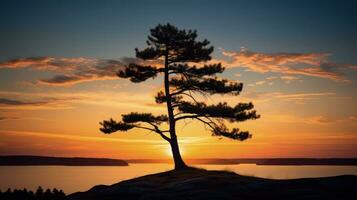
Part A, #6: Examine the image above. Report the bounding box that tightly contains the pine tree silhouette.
[100,23,260,169]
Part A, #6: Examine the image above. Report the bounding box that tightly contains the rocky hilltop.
[67,168,356,200]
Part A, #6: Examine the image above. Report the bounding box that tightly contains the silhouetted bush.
[0,186,65,200]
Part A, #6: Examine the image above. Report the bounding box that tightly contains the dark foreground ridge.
[0,155,128,166]
[67,168,357,200]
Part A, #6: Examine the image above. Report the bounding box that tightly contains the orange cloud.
[262,113,357,125]
[219,49,355,82]
[273,92,336,101]
[1,50,354,86]
[263,75,300,84]
[0,90,166,111]
[0,130,167,144]
[240,91,336,103]
[0,57,95,71]
[0,57,163,86]
[0,97,75,110]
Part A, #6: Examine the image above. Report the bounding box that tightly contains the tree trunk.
[164,48,188,170]
[170,136,187,170]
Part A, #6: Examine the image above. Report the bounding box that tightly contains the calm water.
[1,164,357,194]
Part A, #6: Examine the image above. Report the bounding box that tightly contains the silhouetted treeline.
[0,155,128,166]
[0,187,65,200]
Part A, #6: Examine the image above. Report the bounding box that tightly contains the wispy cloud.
[248,75,301,86]
[274,92,336,101]
[0,97,74,110]
[247,80,273,87]
[239,91,337,103]
[0,130,167,144]
[280,75,300,82]
[0,57,163,86]
[247,76,300,87]
[0,116,19,121]
[263,114,357,125]
[0,90,165,111]
[0,98,53,105]
[0,57,91,70]
[218,48,355,82]
[0,57,124,85]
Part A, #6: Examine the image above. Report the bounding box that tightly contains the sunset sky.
[0,0,356,159]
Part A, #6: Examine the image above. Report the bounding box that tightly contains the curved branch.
[147,122,171,142]
[195,117,216,130]
[133,125,157,132]
[170,88,188,96]
[156,131,171,142]
[133,124,171,142]
[180,92,200,105]
[174,114,217,132]
[100,118,171,142]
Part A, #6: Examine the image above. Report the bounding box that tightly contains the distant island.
[0,155,128,166]
[127,158,357,166]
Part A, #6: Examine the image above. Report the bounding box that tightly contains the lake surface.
[1,164,357,194]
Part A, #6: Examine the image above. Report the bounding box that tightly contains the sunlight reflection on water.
[1,163,357,194]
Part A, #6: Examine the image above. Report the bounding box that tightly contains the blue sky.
[1,0,356,61]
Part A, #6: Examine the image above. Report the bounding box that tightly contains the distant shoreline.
[0,155,128,166]
[1,156,357,166]
[127,158,357,166]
